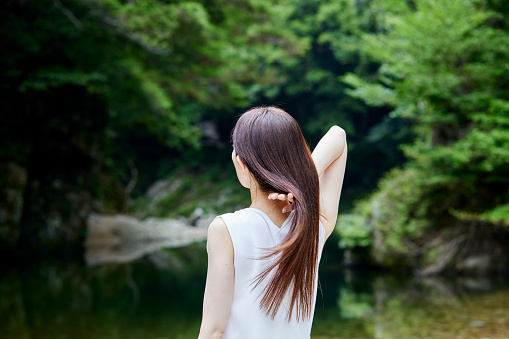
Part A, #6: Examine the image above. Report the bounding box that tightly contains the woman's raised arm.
[312,125,347,238]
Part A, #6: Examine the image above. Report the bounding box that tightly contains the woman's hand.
[268,192,294,213]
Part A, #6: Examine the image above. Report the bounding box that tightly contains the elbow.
[198,328,225,339]
[329,125,346,144]
[330,125,346,139]
[331,125,347,144]
[330,125,347,156]
[213,330,225,339]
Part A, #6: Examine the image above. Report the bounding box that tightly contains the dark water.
[2,244,509,339]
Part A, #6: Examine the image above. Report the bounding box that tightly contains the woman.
[198,107,347,339]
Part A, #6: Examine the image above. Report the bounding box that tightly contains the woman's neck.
[249,186,289,227]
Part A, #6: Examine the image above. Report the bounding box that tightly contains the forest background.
[1,0,508,275]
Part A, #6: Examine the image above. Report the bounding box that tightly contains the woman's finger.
[268,192,294,209]
[282,204,292,213]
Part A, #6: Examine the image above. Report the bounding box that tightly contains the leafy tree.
[0,0,304,251]
[249,0,413,203]
[341,0,509,273]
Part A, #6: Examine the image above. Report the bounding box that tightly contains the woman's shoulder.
[214,208,253,229]
[206,217,231,253]
[207,209,253,250]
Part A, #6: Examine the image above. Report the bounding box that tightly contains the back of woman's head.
[232,106,320,321]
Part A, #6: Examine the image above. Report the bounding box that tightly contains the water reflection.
[1,250,508,339]
[1,246,208,339]
[314,271,509,339]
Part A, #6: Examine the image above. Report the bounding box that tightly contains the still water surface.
[1,244,508,339]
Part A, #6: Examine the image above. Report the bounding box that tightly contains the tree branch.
[53,0,83,30]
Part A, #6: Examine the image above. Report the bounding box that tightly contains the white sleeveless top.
[217,208,326,339]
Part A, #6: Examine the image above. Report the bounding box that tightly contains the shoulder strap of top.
[214,211,244,253]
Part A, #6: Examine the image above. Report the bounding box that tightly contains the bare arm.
[312,125,347,238]
[198,218,234,339]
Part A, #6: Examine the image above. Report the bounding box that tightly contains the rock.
[458,277,492,291]
[189,207,204,225]
[189,207,215,227]
[458,255,491,275]
[195,215,215,228]
[146,179,173,198]
[84,213,208,266]
[196,120,223,148]
[469,320,485,327]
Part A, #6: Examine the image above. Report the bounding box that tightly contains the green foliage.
[337,287,373,319]
[336,213,372,249]
[479,203,509,224]
[340,0,509,261]
[342,167,430,253]
[133,167,250,219]
[451,202,509,225]
[1,0,310,195]
[250,0,412,199]
[2,0,306,147]
[4,0,508,263]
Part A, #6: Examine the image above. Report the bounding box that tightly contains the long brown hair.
[232,106,320,321]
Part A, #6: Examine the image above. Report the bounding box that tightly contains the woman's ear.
[232,151,251,189]
[236,155,248,172]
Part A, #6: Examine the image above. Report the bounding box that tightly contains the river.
[1,243,508,339]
